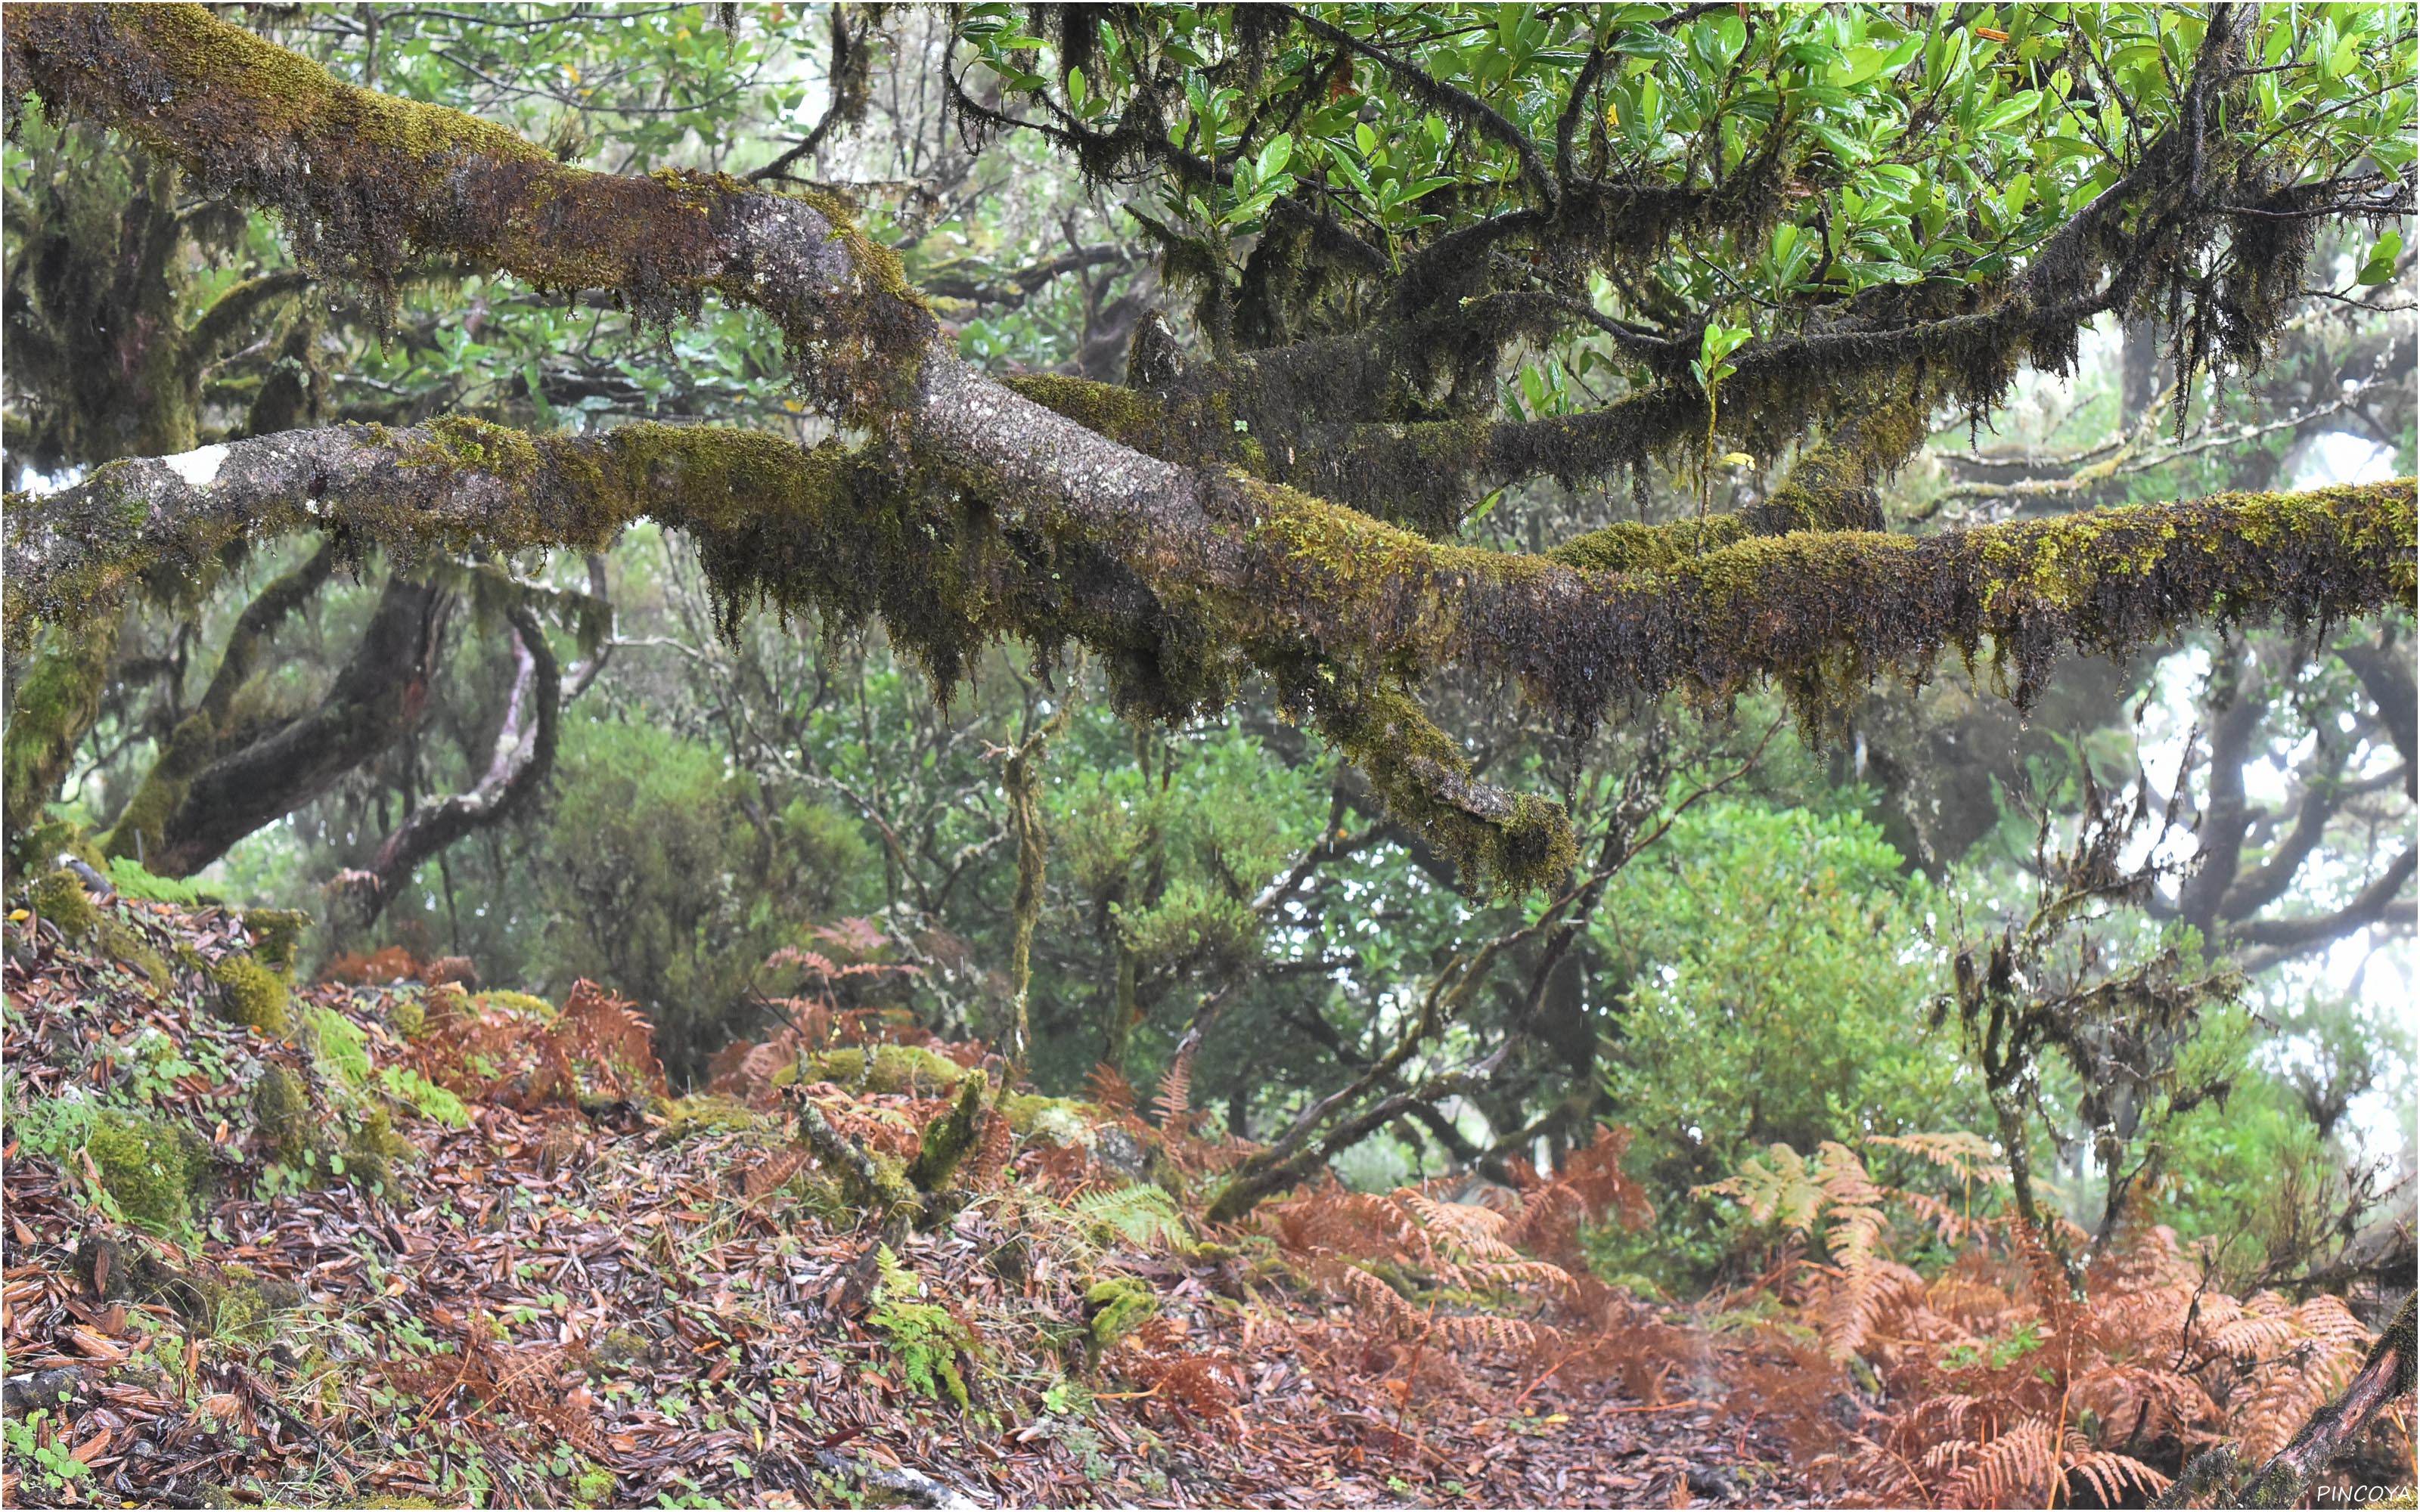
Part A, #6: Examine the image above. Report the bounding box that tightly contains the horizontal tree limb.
[8,416,2412,886]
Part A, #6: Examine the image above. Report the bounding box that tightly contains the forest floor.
[0,885,1827,1510]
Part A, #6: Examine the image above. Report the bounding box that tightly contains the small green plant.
[867,1246,976,1408]
[1073,1185,1186,1249]
[380,1065,470,1126]
[5,1409,95,1495]
[105,856,206,904]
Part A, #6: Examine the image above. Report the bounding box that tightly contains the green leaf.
[2358,231,2404,285]
[1257,132,1292,180]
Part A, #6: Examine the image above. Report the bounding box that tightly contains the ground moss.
[904,1070,989,1193]
[474,989,557,1022]
[797,1044,969,1095]
[95,919,172,985]
[191,1262,301,1341]
[29,868,100,939]
[340,1103,414,1191]
[655,1093,772,1142]
[388,997,427,1040]
[86,1112,213,1232]
[239,908,310,970]
[1082,1277,1158,1357]
[208,955,291,1036]
[251,1064,315,1170]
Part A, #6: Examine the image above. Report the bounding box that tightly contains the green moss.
[798,1044,970,1095]
[95,919,171,984]
[571,1467,617,1507]
[474,989,558,1022]
[340,1103,414,1192]
[904,1071,990,1193]
[191,1263,301,1341]
[29,867,100,939]
[2,624,117,841]
[86,1112,213,1232]
[388,997,427,1040]
[252,1064,315,1170]
[1082,1277,1158,1356]
[1548,515,1754,572]
[655,1093,772,1142]
[240,908,310,970]
[1003,1093,1093,1142]
[208,955,291,1036]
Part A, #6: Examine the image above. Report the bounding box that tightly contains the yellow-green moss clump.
[209,954,291,1036]
[655,1093,772,1142]
[190,1262,302,1341]
[1083,1277,1158,1358]
[340,1104,414,1192]
[29,868,100,939]
[252,1064,315,1169]
[86,1112,214,1232]
[240,908,310,971]
[388,996,428,1040]
[793,1044,969,1095]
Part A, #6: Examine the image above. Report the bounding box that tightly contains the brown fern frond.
[741,1146,809,1201]
[963,1109,1013,1191]
[2062,1449,2170,1507]
[1153,1043,1194,1134]
[1085,1061,1137,1116]
[1945,1416,2057,1507]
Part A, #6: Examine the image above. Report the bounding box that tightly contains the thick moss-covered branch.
[12,415,2411,890]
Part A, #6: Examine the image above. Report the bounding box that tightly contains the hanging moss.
[209,955,291,1036]
[85,1112,213,1232]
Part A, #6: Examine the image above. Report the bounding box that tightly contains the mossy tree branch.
[5,5,2415,894]
[11,417,2411,891]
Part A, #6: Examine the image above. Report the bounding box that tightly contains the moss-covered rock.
[208,954,290,1036]
[387,996,428,1040]
[1002,1092,1092,1143]
[85,1112,213,1232]
[29,867,100,939]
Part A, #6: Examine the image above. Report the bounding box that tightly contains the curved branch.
[182,269,314,371]
[343,600,560,925]
[2234,846,2417,973]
